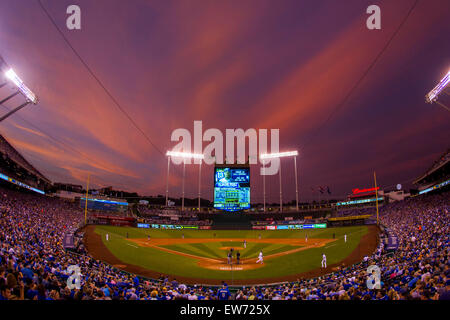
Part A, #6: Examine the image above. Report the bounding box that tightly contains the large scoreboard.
[214,165,250,212]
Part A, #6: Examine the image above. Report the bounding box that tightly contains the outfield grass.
[94,225,368,281]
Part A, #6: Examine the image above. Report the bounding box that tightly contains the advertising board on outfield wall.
[335,197,383,206]
[137,223,199,230]
[252,223,327,230]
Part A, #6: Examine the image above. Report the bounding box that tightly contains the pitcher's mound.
[198,261,262,271]
[220,247,244,251]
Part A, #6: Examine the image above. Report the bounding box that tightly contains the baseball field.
[85,224,378,285]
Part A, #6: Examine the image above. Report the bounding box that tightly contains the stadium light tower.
[0,57,38,122]
[260,151,299,213]
[166,151,204,212]
[425,70,450,112]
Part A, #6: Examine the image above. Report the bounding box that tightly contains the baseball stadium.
[0,0,449,303]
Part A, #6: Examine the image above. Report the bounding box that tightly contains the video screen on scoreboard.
[214,167,250,212]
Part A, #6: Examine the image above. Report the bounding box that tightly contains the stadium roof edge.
[413,149,450,185]
[0,133,51,184]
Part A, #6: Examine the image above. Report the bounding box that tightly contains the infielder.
[344,234,347,243]
[256,250,264,264]
[321,253,327,268]
[243,240,247,249]
[106,233,109,241]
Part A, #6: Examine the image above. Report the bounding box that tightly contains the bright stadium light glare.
[165,150,204,212]
[425,70,450,103]
[5,68,38,104]
[260,150,299,213]
[166,151,204,159]
[260,151,298,159]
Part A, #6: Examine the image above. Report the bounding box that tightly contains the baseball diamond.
[85,225,378,285]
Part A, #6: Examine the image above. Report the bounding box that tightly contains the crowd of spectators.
[0,185,448,300]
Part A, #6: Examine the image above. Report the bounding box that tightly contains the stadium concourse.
[0,184,448,300]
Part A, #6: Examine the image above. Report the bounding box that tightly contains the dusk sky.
[0,0,449,203]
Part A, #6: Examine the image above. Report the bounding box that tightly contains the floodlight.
[166,151,204,159]
[426,70,450,103]
[260,151,298,159]
[4,68,38,104]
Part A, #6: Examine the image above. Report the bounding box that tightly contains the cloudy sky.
[0,0,448,203]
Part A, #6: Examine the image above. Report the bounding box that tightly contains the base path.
[84,225,379,286]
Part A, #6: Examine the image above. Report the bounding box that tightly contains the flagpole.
[279,161,282,212]
[294,156,299,211]
[263,164,266,212]
[374,171,379,225]
[198,160,202,211]
[84,173,90,225]
[311,187,315,208]
[166,156,170,206]
[318,187,321,206]
[182,161,186,212]
[327,187,329,205]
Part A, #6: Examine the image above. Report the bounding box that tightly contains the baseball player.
[321,253,327,268]
[256,250,264,264]
[305,233,308,243]
[344,234,347,243]
[106,233,109,241]
[227,251,232,265]
[243,240,247,249]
